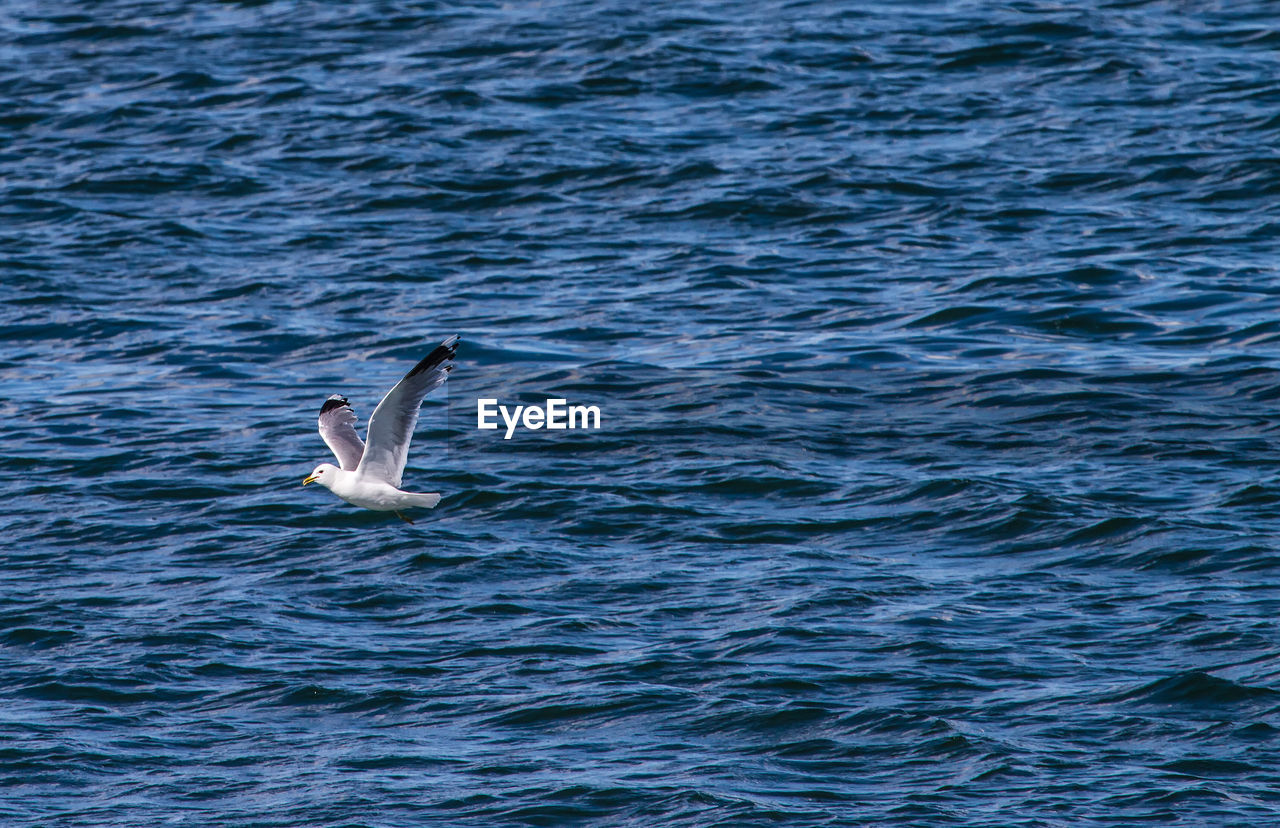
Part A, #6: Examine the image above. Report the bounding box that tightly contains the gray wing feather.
[356,335,459,487]
[318,394,365,471]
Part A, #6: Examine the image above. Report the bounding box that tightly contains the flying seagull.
[303,335,458,523]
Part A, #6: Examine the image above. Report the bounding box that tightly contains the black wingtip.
[319,395,350,415]
[406,335,460,379]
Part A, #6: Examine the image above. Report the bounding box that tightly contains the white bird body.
[308,463,441,512]
[304,335,458,523]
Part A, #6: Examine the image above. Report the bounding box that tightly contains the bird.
[303,335,458,524]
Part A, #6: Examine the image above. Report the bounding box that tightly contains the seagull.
[303,335,458,524]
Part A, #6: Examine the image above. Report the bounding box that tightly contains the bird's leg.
[394,511,415,525]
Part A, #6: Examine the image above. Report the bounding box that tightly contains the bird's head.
[303,463,340,489]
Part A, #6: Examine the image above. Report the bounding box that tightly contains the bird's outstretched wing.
[318,394,364,471]
[357,335,458,487]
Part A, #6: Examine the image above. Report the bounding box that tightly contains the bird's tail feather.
[405,492,441,509]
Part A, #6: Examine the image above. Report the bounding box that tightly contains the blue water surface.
[5,1,1280,825]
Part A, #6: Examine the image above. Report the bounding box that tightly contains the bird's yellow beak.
[302,475,317,486]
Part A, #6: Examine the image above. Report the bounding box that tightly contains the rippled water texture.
[6,1,1280,825]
